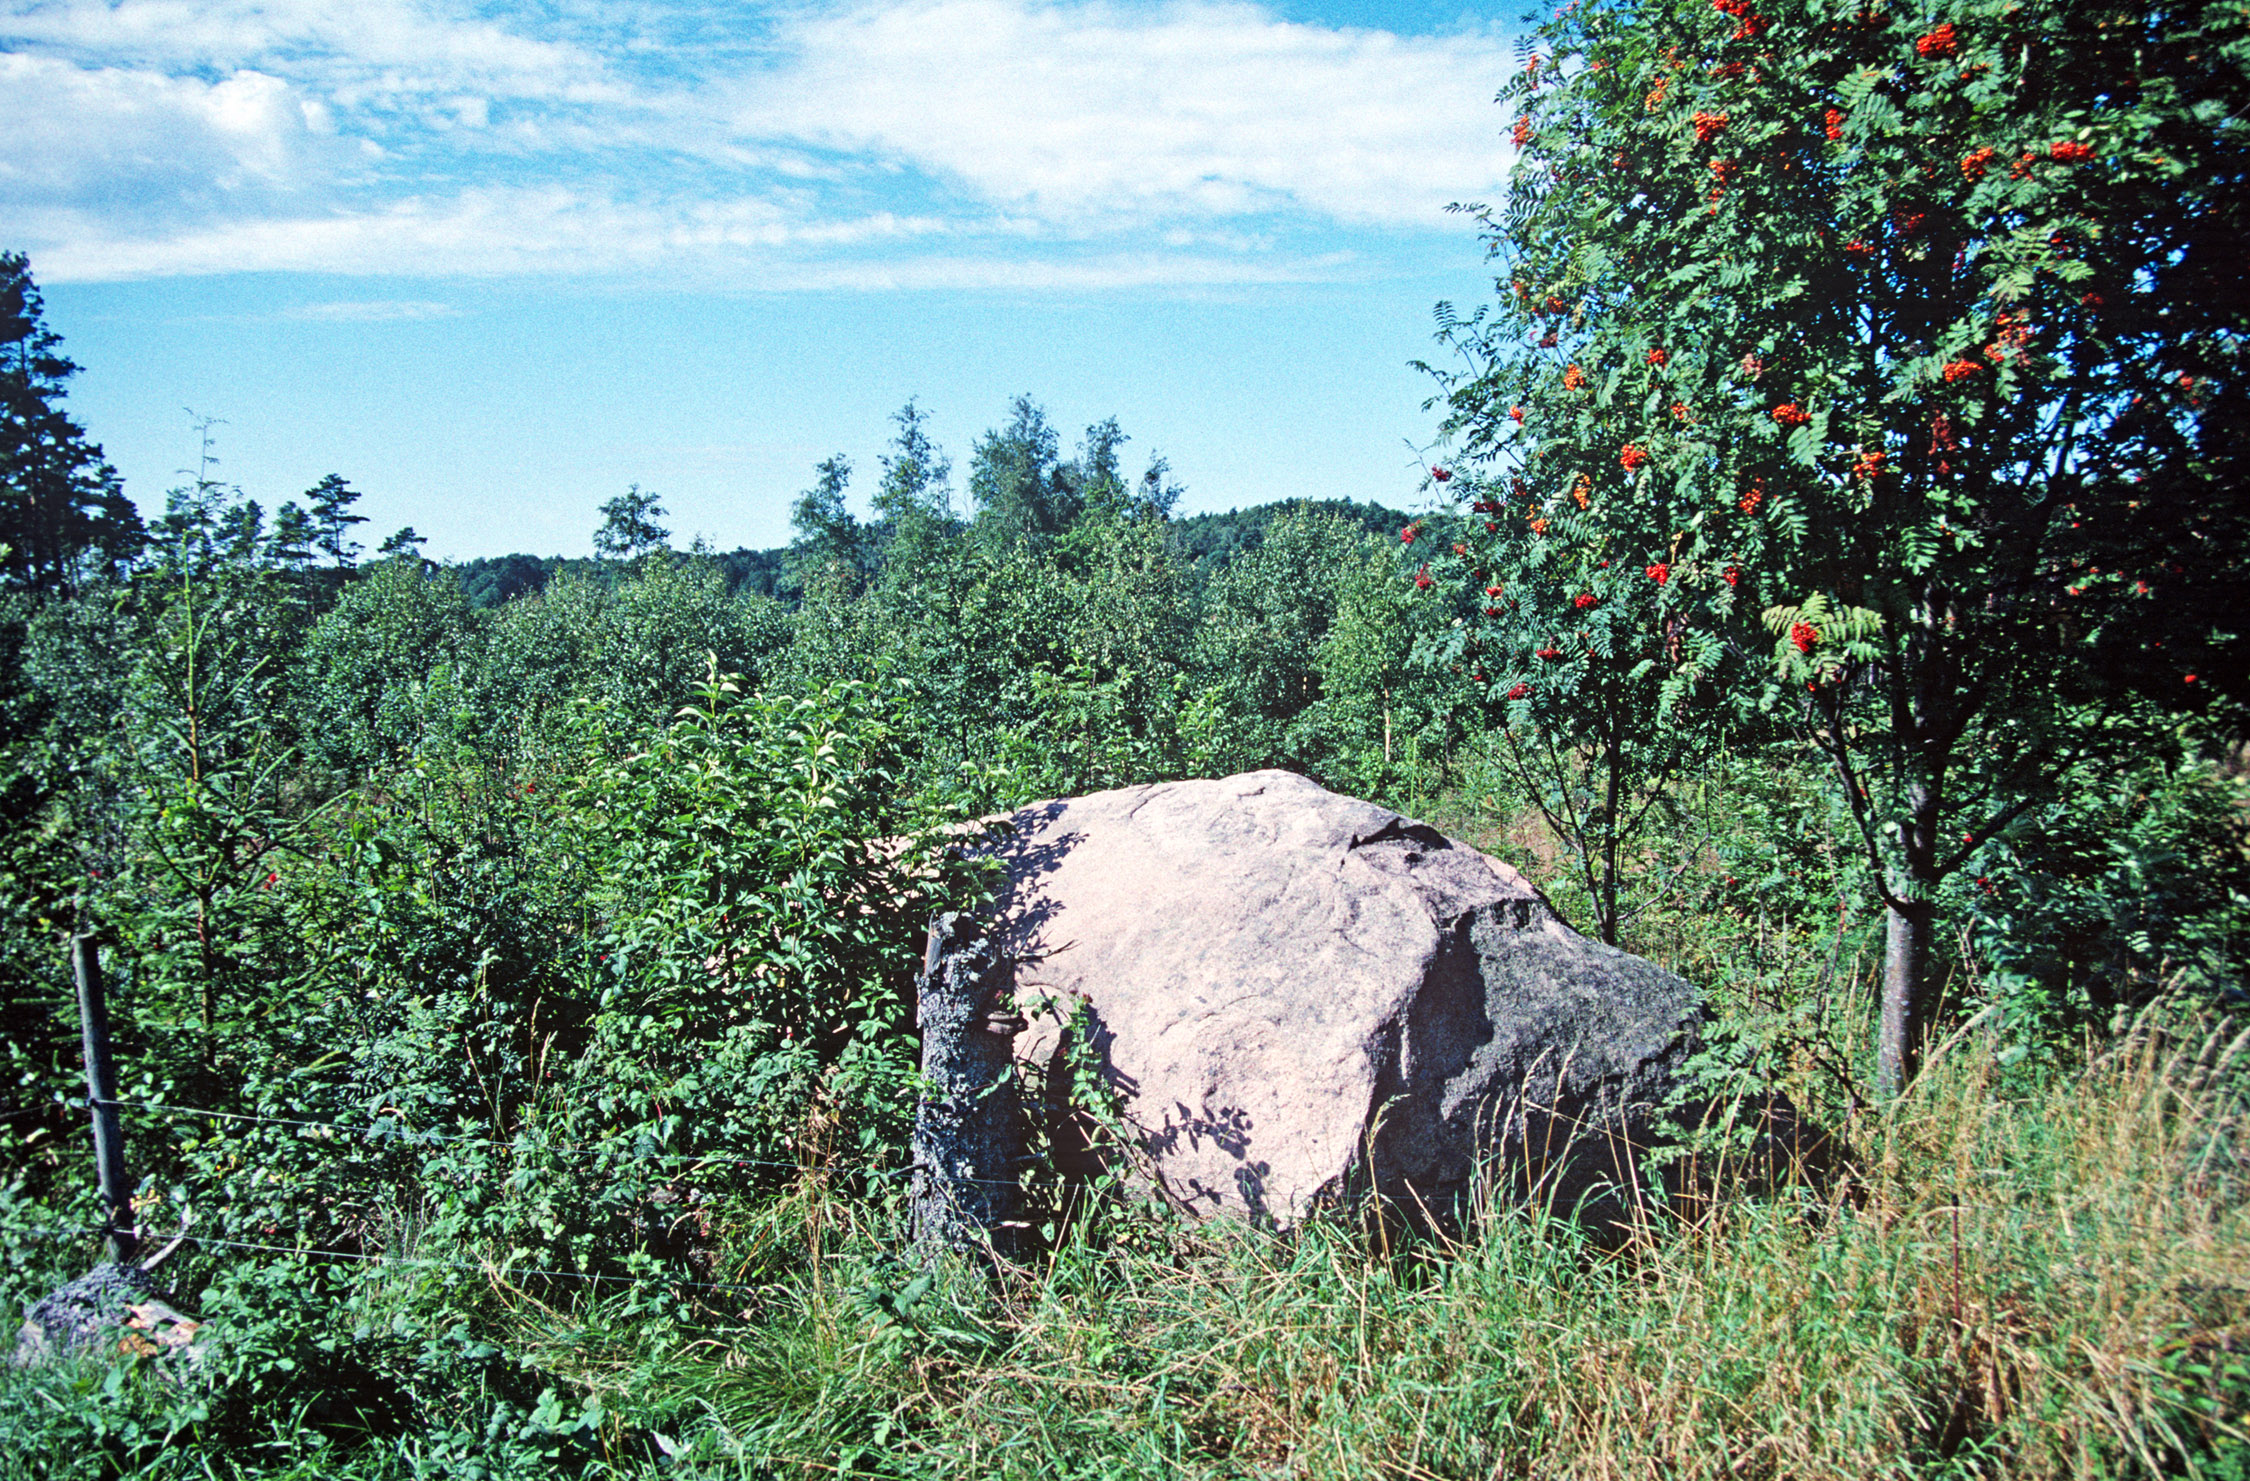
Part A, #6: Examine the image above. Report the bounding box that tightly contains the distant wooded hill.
[448,497,1412,610]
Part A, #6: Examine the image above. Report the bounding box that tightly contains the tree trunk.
[1598,717,1623,946]
[1876,762,1946,1094]
[1876,898,1935,1097]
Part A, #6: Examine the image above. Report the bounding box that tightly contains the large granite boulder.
[986,769,1704,1232]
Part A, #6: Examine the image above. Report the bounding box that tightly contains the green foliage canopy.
[1433,0,2250,1085]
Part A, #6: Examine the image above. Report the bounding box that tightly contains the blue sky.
[4,0,1524,558]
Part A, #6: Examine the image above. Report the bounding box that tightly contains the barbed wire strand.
[8,1224,803,1296]
[19,1094,1044,1189]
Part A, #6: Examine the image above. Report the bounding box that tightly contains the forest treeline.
[449,496,1410,609]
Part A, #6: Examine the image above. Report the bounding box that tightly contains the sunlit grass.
[455,1004,2250,1480]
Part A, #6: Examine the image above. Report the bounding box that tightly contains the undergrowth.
[8,1002,2243,1480]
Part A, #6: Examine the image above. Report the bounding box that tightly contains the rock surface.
[988,770,1704,1231]
[911,912,1036,1259]
[13,1261,150,1366]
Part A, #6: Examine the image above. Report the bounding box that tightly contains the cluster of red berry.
[1771,402,1812,428]
[1693,110,1730,144]
[1646,562,1671,585]
[1790,621,1820,654]
[1620,444,1650,471]
[1914,22,1958,58]
[1823,108,1846,141]
[1713,0,1768,41]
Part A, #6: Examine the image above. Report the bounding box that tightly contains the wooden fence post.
[71,933,134,1264]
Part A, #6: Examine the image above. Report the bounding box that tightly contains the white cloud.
[745,0,1513,227]
[0,0,1519,283]
[0,52,344,210]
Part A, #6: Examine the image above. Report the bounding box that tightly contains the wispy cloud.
[21,187,936,277]
[0,0,1516,285]
[5,0,617,103]
[281,297,460,321]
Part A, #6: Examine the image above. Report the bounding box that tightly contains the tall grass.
[5,1011,2241,1479]
[471,1004,2247,1480]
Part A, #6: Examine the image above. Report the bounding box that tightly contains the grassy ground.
[7,1045,2246,1478]
[21,1000,2217,1479]
[494,1006,2245,1480]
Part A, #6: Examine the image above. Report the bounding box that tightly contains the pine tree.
[267,502,315,570]
[305,473,367,569]
[156,414,235,572]
[0,251,142,590]
[218,499,266,567]
[377,527,427,561]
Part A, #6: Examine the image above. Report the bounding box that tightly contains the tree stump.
[911,913,1032,1260]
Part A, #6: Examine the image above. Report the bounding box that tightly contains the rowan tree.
[1410,461,1744,945]
[1431,0,2249,1090]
